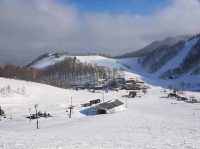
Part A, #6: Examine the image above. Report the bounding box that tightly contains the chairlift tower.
[28,108,32,123]
[34,104,39,129]
[68,96,74,119]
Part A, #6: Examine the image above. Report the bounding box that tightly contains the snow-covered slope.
[29,54,126,70]
[117,35,200,90]
[27,52,67,69]
[138,35,200,77]
[76,55,127,70]
[155,37,199,76]
[28,52,200,90]
[118,35,189,58]
[27,34,200,90]
[0,77,200,149]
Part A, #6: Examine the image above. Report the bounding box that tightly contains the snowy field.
[0,73,200,149]
[1,55,200,149]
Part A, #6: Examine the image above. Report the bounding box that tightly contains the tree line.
[0,57,111,88]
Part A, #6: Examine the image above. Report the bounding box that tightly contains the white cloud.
[0,0,200,64]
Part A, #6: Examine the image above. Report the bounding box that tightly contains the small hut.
[95,99,124,114]
[80,99,125,116]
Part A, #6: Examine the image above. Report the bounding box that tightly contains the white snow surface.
[31,55,125,70]
[31,55,67,69]
[0,75,200,149]
[76,56,126,70]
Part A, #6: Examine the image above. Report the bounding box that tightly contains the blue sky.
[59,0,172,15]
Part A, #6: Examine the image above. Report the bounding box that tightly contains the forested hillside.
[0,57,110,88]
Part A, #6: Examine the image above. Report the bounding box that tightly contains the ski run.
[0,56,200,149]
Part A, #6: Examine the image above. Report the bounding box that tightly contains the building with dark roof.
[80,99,125,116]
[95,99,124,114]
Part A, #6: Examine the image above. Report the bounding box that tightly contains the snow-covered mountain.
[118,34,200,90]
[25,34,200,90]
[117,35,190,58]
[137,34,200,78]
[28,53,126,71]
[26,52,67,69]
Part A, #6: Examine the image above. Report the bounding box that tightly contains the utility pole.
[34,104,39,129]
[68,97,73,119]
[0,106,2,121]
[28,108,32,123]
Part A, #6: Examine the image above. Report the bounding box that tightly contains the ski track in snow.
[155,38,199,76]
[32,55,67,69]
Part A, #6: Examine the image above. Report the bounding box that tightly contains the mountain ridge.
[116,35,190,58]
